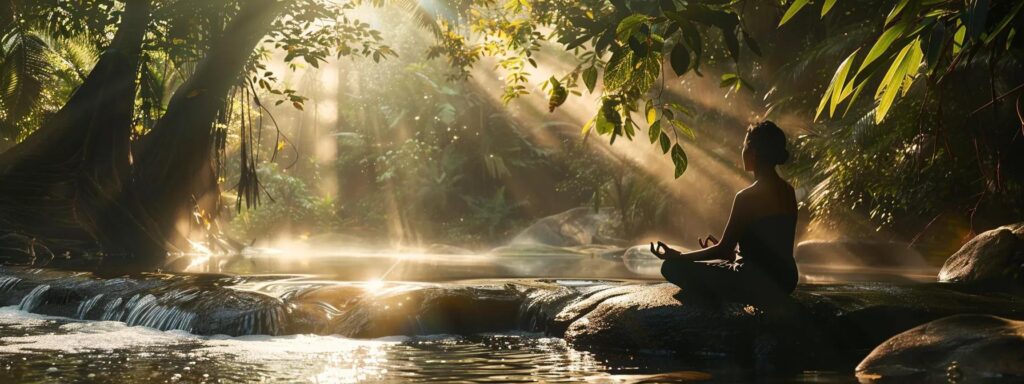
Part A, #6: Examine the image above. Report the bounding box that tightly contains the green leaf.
[666,102,692,116]
[900,39,924,96]
[671,144,688,178]
[548,76,561,88]
[582,116,596,136]
[659,132,671,153]
[616,14,649,41]
[815,50,859,121]
[829,49,859,117]
[874,42,914,99]
[885,0,911,25]
[874,41,919,123]
[648,120,662,144]
[821,0,837,17]
[858,22,908,73]
[669,43,691,76]
[842,81,868,117]
[952,24,966,55]
[671,119,695,140]
[779,0,811,27]
[603,48,634,91]
[582,66,598,93]
[634,52,663,93]
[596,105,615,135]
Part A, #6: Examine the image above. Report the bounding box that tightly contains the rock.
[855,314,1024,382]
[560,283,761,356]
[326,283,526,338]
[554,281,1024,369]
[938,223,1024,283]
[3,266,1024,372]
[511,207,622,247]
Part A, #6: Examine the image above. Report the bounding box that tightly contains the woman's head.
[742,120,788,171]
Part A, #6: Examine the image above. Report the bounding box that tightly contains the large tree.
[0,0,1021,273]
[0,0,393,274]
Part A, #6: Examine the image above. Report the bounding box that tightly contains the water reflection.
[0,307,699,383]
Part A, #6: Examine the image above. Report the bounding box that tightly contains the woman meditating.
[652,121,798,307]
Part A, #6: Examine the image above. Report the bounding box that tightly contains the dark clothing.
[661,214,798,306]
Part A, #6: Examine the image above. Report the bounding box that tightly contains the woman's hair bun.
[746,120,788,166]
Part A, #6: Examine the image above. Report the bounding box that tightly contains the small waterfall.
[236,306,286,335]
[76,294,104,319]
[0,276,20,292]
[18,285,50,312]
[101,297,125,321]
[122,294,197,332]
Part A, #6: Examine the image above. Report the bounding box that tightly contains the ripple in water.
[0,306,708,383]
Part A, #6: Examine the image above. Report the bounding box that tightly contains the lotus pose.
[652,121,798,307]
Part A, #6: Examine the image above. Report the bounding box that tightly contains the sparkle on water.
[0,306,710,383]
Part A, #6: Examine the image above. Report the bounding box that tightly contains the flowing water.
[0,306,857,383]
[0,250,917,383]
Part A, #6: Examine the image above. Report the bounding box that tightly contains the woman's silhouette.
[652,121,798,307]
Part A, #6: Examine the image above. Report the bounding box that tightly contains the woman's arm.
[653,191,749,261]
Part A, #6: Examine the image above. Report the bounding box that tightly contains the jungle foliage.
[0,0,1021,269]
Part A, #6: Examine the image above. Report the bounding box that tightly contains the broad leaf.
[582,66,598,93]
[671,144,688,178]
[648,120,662,144]
[669,43,690,76]
[616,14,649,41]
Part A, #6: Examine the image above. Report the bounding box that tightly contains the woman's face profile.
[741,137,756,172]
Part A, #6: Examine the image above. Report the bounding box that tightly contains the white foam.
[0,306,403,358]
[0,316,196,354]
[0,306,52,327]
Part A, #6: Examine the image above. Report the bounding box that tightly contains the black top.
[737,214,798,293]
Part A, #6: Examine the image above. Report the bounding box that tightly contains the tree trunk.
[123,0,285,270]
[0,0,151,270]
[0,0,289,274]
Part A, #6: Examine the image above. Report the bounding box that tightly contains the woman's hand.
[649,241,682,260]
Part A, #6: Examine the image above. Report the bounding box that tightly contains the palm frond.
[0,28,55,138]
[373,0,444,39]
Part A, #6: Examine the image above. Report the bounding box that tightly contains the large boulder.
[511,207,621,247]
[938,223,1024,283]
[855,314,1024,382]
